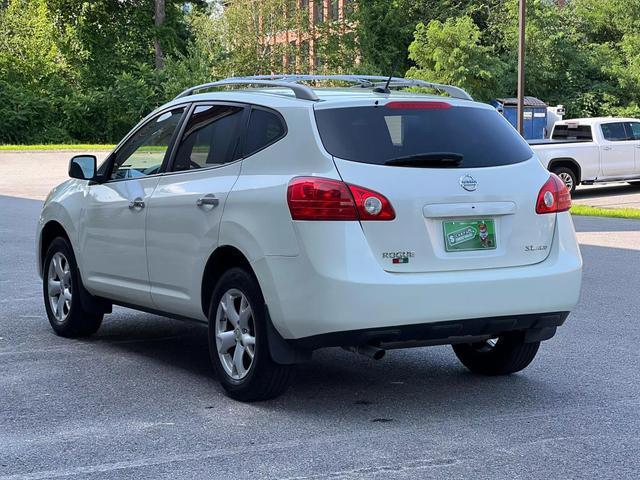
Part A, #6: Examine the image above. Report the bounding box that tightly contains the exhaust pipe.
[344,345,386,360]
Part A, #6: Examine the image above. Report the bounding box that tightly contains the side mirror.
[68,155,97,180]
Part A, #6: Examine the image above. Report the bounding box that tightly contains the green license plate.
[443,219,497,252]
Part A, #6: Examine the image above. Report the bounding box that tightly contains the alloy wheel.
[47,252,72,323]
[557,172,574,192]
[215,289,256,380]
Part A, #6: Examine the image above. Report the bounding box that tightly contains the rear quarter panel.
[219,105,337,261]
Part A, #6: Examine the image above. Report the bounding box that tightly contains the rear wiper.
[384,152,463,167]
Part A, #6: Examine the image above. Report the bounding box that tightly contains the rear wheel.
[208,268,295,401]
[43,237,103,337]
[552,167,577,194]
[452,333,540,375]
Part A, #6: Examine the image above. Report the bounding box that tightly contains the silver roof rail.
[175,75,473,102]
[174,78,320,101]
[353,76,473,101]
[240,74,473,101]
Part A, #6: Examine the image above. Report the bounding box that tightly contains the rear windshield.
[314,104,533,167]
[552,125,593,141]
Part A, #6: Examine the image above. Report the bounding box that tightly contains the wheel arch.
[200,245,256,318]
[40,220,71,274]
[548,158,581,183]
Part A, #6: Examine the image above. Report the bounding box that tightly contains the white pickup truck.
[530,117,640,192]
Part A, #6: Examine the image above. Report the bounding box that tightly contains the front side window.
[601,122,629,141]
[110,108,185,180]
[243,108,286,157]
[172,104,245,172]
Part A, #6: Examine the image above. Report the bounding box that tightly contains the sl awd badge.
[459,174,477,192]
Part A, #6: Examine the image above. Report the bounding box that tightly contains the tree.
[221,0,307,76]
[155,0,166,69]
[406,16,506,101]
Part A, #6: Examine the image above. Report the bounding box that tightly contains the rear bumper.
[288,311,568,350]
[251,212,582,341]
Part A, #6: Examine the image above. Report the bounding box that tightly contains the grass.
[571,204,640,220]
[0,144,115,151]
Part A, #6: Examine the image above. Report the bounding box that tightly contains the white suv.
[37,75,583,401]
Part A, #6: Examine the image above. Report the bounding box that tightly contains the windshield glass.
[314,104,533,168]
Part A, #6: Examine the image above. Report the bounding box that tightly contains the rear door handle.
[196,194,219,208]
[602,146,612,151]
[128,198,145,209]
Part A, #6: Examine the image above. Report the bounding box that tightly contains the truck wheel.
[207,268,295,402]
[552,167,577,194]
[452,333,540,375]
[43,237,103,337]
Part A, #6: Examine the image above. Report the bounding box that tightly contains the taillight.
[536,174,571,214]
[347,184,396,220]
[287,177,395,221]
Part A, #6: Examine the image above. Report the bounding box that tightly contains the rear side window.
[173,104,245,171]
[552,125,593,141]
[601,122,629,141]
[314,104,533,168]
[243,108,286,157]
[627,122,640,140]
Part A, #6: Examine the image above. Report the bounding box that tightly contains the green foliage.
[3,0,640,143]
[407,16,506,101]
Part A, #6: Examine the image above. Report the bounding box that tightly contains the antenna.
[373,61,398,94]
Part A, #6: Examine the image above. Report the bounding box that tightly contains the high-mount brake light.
[385,101,451,110]
[287,177,395,221]
[536,174,571,214]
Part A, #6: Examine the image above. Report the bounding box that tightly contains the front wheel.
[208,268,295,401]
[43,237,103,337]
[452,333,540,375]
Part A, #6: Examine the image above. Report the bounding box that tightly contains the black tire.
[42,237,103,337]
[551,167,578,194]
[207,268,295,402]
[452,333,540,376]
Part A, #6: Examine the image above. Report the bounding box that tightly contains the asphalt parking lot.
[1,153,640,479]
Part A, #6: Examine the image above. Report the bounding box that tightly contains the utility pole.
[517,0,526,135]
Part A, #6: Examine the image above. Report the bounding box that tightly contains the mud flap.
[264,305,312,365]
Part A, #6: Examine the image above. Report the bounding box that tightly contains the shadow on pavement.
[572,183,640,200]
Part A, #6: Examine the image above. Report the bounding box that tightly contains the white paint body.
[531,117,640,183]
[37,89,583,341]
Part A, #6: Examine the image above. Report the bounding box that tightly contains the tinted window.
[601,122,629,141]
[173,104,245,171]
[243,108,286,157]
[110,108,185,180]
[552,125,593,141]
[626,122,640,140]
[314,105,533,168]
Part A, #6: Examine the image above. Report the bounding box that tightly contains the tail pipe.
[344,345,386,360]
